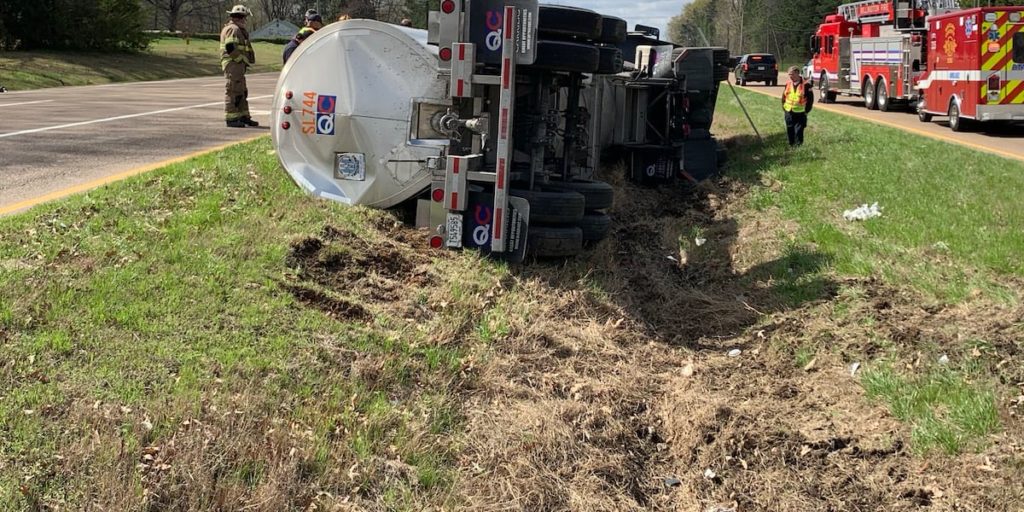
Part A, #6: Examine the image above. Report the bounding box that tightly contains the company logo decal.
[300,92,337,135]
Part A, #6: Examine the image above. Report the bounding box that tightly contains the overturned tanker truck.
[270,0,731,262]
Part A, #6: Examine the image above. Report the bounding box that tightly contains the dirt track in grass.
[283,164,1023,510]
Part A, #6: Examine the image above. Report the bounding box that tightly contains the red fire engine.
[810,0,1024,131]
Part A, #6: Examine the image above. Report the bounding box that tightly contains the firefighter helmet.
[227,5,251,16]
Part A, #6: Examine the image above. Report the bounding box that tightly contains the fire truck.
[810,0,1024,131]
[271,1,730,261]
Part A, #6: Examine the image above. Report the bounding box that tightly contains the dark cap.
[305,9,322,22]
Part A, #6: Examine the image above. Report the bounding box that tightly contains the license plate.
[445,213,462,248]
[757,66,766,70]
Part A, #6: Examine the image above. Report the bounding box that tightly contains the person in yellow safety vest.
[780,66,814,146]
[220,5,258,128]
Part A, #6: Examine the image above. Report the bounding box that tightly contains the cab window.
[1014,33,1023,63]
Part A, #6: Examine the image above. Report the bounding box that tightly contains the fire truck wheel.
[527,226,584,258]
[597,16,627,44]
[510,189,586,224]
[578,213,612,242]
[528,40,599,73]
[948,101,968,132]
[863,78,878,110]
[917,101,933,123]
[543,179,614,210]
[595,45,623,74]
[818,73,835,104]
[876,78,890,112]
[537,5,602,41]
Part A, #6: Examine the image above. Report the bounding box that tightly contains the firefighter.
[283,27,315,64]
[781,66,814,146]
[304,10,324,30]
[220,5,257,128]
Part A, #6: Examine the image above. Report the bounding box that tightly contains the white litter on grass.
[727,349,742,358]
[938,354,950,365]
[695,237,707,247]
[843,202,883,221]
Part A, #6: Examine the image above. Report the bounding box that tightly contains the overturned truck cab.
[271,1,729,261]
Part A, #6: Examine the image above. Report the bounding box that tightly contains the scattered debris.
[849,362,861,376]
[703,468,717,480]
[695,237,707,246]
[842,202,882,221]
[681,363,695,377]
[727,349,742,358]
[938,354,950,365]
[663,476,682,487]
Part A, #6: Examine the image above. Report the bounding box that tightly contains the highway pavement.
[0,73,279,215]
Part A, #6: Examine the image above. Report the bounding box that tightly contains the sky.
[548,0,690,41]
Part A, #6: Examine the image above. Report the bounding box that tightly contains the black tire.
[597,15,626,44]
[818,72,834,104]
[877,78,890,112]
[510,188,585,224]
[595,45,623,74]
[578,213,612,242]
[528,40,599,73]
[948,101,965,132]
[864,77,877,110]
[917,99,933,123]
[543,179,614,210]
[537,5,602,40]
[527,226,584,258]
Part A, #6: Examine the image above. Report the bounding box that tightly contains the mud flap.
[462,191,529,263]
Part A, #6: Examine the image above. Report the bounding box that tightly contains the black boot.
[226,119,246,128]
[241,116,259,127]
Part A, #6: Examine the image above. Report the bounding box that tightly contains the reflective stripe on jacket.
[220,21,255,70]
[783,80,808,113]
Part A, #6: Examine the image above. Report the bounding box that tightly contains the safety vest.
[220,21,254,70]
[783,80,808,113]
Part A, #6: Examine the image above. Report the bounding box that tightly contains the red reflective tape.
[458,44,466,61]
[497,158,506,189]
[453,157,460,174]
[450,191,458,209]
[499,108,509,140]
[502,59,510,89]
[505,7,513,35]
[457,79,464,96]
[493,208,504,240]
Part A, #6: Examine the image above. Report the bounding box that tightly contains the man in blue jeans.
[781,66,814,146]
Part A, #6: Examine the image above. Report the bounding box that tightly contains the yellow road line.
[0,135,267,216]
[738,85,1024,164]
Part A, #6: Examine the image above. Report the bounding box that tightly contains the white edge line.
[0,95,272,140]
[0,100,54,108]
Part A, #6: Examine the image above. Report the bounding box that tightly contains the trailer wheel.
[863,78,878,110]
[527,226,584,258]
[510,188,585,224]
[597,15,627,44]
[917,99,933,123]
[578,213,612,242]
[818,72,836,104]
[876,78,890,112]
[542,179,614,210]
[537,5,602,40]
[595,45,623,74]
[528,40,599,73]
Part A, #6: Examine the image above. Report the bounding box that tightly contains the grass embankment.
[0,88,1022,509]
[715,88,1022,456]
[0,37,283,91]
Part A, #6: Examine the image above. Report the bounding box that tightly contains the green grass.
[861,364,1000,455]
[716,88,1024,302]
[0,137,503,509]
[0,37,283,91]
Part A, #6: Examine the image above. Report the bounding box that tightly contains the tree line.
[0,0,431,51]
[667,0,1024,65]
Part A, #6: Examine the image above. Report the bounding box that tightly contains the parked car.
[801,59,814,85]
[734,53,778,86]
